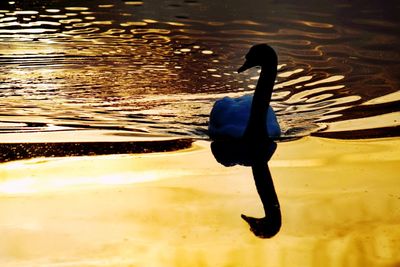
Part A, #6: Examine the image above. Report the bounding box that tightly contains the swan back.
[208,95,281,140]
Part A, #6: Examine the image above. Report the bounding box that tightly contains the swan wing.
[209,95,281,139]
[266,106,281,138]
[209,96,251,139]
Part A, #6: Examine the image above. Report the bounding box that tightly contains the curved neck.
[244,65,277,140]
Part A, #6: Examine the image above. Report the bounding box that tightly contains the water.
[0,0,399,140]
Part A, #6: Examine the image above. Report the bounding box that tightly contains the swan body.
[209,95,281,139]
[208,44,281,140]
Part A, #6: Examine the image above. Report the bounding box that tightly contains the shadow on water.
[211,139,281,238]
[0,137,193,162]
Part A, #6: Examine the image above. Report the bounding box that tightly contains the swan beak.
[238,60,253,73]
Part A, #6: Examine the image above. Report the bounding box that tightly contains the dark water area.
[0,0,399,140]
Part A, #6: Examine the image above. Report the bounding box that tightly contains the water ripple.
[0,0,398,140]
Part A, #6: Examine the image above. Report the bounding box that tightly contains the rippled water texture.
[0,0,399,139]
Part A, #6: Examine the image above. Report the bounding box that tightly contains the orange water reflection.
[0,138,399,266]
[0,0,399,139]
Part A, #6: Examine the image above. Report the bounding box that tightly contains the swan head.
[238,44,278,73]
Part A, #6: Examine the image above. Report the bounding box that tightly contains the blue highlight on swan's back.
[208,95,281,140]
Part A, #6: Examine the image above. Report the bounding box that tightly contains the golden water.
[0,139,399,266]
[0,0,398,139]
[0,1,399,265]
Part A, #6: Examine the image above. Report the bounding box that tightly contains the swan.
[208,44,281,140]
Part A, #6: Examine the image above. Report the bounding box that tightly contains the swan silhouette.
[209,44,282,238]
[208,44,281,140]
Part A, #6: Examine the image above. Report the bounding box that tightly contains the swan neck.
[244,65,277,140]
[255,66,276,100]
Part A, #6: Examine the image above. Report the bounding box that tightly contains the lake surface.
[0,2,399,265]
[0,0,399,139]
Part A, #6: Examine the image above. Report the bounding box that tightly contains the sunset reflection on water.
[0,0,398,139]
[0,2,399,266]
[0,139,399,266]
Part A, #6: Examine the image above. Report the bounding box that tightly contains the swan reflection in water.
[208,44,282,238]
[211,139,281,238]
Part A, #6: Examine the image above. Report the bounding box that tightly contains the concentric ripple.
[0,0,399,140]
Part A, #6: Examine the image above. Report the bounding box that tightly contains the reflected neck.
[244,65,277,140]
